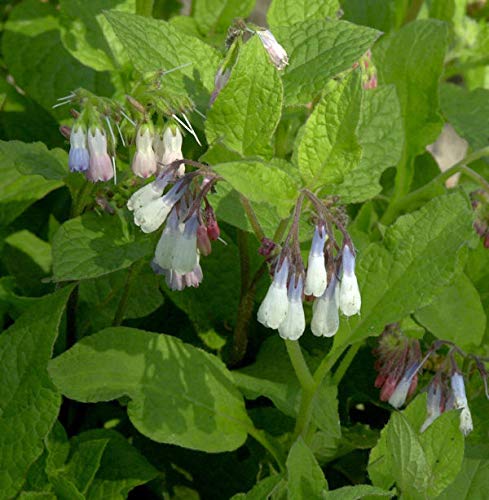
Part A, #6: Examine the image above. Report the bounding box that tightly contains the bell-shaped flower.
[171,213,200,274]
[153,208,181,270]
[311,274,340,337]
[86,127,114,182]
[257,29,289,70]
[339,244,361,316]
[161,125,184,175]
[127,173,172,212]
[257,257,290,329]
[304,225,328,297]
[451,372,473,435]
[388,362,420,409]
[133,179,186,233]
[420,377,443,433]
[132,125,157,178]
[68,125,89,172]
[278,275,306,341]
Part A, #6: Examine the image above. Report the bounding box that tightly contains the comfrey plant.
[7,3,489,498]
[374,326,489,436]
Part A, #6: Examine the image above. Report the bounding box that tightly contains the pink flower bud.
[197,225,212,256]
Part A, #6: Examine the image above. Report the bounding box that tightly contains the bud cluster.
[127,161,220,291]
[257,191,361,341]
[373,327,489,436]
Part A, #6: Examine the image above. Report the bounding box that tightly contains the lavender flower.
[132,125,157,178]
[420,377,443,433]
[68,125,89,172]
[86,127,114,182]
[451,372,473,436]
[257,29,289,70]
[127,174,172,212]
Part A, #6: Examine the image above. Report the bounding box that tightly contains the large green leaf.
[335,191,474,346]
[0,287,73,499]
[342,0,408,33]
[324,485,393,499]
[52,212,153,282]
[440,83,489,151]
[275,19,381,105]
[48,327,252,452]
[0,141,64,227]
[267,0,339,29]
[436,457,489,499]
[415,273,486,349]
[375,20,448,158]
[297,71,362,189]
[59,0,135,72]
[213,160,299,218]
[333,84,404,203]
[2,0,113,120]
[286,438,328,498]
[206,36,283,158]
[193,0,256,35]
[105,10,220,92]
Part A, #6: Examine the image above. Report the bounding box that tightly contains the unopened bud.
[197,225,212,256]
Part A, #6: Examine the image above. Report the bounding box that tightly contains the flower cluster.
[373,326,485,436]
[127,163,220,291]
[257,191,361,341]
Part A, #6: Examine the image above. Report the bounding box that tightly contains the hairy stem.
[240,195,265,241]
[332,342,362,385]
[285,340,315,391]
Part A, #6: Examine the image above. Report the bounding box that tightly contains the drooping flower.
[133,179,187,233]
[257,29,289,70]
[420,376,444,433]
[161,125,184,175]
[210,67,231,105]
[388,362,420,409]
[132,124,157,178]
[152,260,203,291]
[68,124,89,172]
[86,127,114,182]
[311,274,340,337]
[278,274,306,341]
[304,224,328,297]
[339,243,361,316]
[127,173,172,212]
[257,257,289,329]
[451,372,473,436]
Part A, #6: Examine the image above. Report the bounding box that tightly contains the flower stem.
[285,340,315,391]
[332,342,362,385]
[240,195,265,241]
[382,146,489,224]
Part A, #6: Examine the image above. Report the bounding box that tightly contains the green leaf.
[440,83,489,151]
[77,266,164,335]
[415,274,486,349]
[194,0,256,34]
[206,36,283,158]
[2,0,113,120]
[335,191,474,346]
[213,160,299,218]
[275,19,381,105]
[52,212,153,282]
[70,430,158,499]
[333,84,404,203]
[297,71,362,189]
[286,437,328,498]
[0,143,64,227]
[386,413,430,498]
[375,20,448,157]
[48,327,252,452]
[0,287,73,499]
[5,230,52,275]
[105,10,220,92]
[324,484,393,499]
[232,474,284,500]
[59,0,135,72]
[419,411,464,498]
[267,0,339,29]
[342,0,408,32]
[436,457,489,499]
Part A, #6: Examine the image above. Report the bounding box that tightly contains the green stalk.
[382,145,489,225]
[136,0,154,16]
[285,340,315,391]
